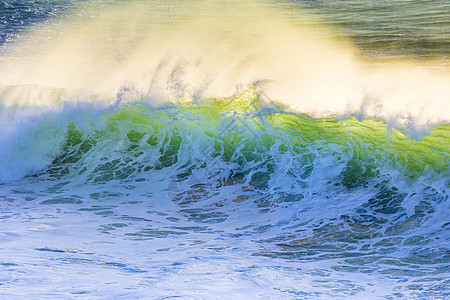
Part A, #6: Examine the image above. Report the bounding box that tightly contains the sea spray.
[1,0,448,126]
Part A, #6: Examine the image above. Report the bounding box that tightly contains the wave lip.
[1,89,447,186]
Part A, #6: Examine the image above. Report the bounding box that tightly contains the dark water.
[292,0,450,60]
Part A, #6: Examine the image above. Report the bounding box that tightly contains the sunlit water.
[0,1,449,299]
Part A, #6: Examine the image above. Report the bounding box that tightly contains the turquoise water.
[0,1,449,299]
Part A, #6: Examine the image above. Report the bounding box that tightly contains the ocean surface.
[0,0,449,299]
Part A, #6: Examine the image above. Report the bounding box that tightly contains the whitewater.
[0,0,449,299]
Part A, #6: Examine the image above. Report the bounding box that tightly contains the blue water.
[0,1,449,299]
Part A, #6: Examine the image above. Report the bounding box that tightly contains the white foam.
[0,106,65,183]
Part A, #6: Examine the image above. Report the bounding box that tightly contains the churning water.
[0,0,449,298]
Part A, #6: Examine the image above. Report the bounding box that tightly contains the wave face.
[0,0,449,299]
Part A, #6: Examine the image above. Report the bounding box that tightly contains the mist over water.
[1,0,449,123]
[0,0,449,299]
